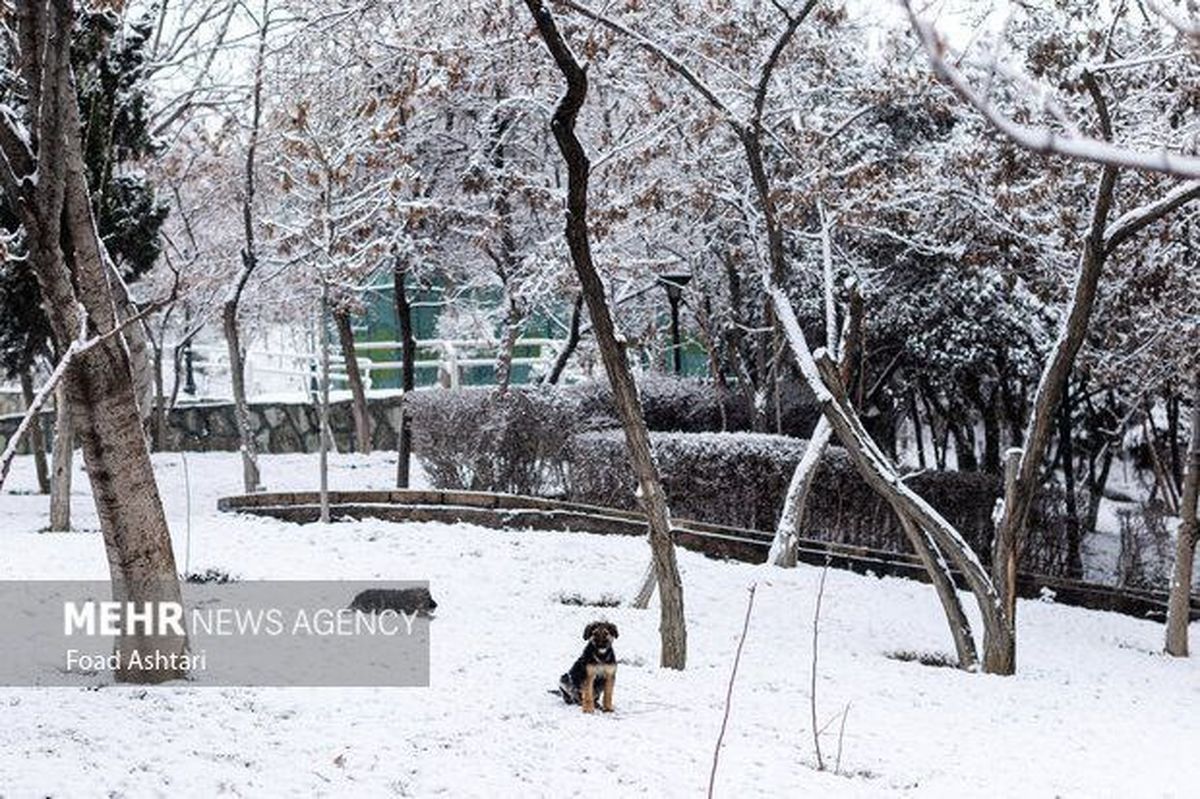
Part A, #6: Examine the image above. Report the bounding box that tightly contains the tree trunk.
[897,510,979,669]
[223,300,261,493]
[393,260,416,487]
[770,287,863,567]
[49,381,74,532]
[910,393,928,470]
[951,422,978,471]
[1168,386,1183,490]
[1145,407,1180,513]
[770,417,833,567]
[5,0,186,682]
[148,330,168,452]
[1165,368,1200,656]
[991,163,1119,675]
[19,371,50,494]
[546,293,584,385]
[494,298,522,395]
[319,280,332,524]
[1059,376,1083,578]
[1083,434,1114,539]
[334,307,371,453]
[978,388,1001,475]
[692,297,731,431]
[527,0,687,669]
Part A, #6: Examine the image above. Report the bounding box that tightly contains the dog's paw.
[601,706,614,713]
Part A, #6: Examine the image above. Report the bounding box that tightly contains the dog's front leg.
[602,667,615,713]
[582,665,596,713]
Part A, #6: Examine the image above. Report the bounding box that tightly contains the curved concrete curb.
[217,489,1198,623]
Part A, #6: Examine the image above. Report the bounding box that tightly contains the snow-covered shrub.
[571,374,821,435]
[408,375,822,496]
[1019,485,1093,578]
[566,430,804,530]
[1116,502,1173,589]
[407,386,609,495]
[565,430,1007,556]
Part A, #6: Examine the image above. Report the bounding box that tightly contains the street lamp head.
[659,272,692,303]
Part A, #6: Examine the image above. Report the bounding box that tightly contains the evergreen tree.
[0,9,166,379]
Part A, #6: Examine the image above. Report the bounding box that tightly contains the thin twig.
[811,559,830,771]
[834,702,851,776]
[182,451,192,576]
[708,583,757,799]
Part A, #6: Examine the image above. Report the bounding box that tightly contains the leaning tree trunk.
[1165,368,1200,656]
[770,418,833,566]
[526,0,687,669]
[992,162,1119,674]
[771,282,1008,672]
[896,510,979,669]
[19,371,50,494]
[3,0,186,682]
[768,277,979,668]
[770,286,862,567]
[334,307,371,453]
[393,260,417,487]
[49,381,74,532]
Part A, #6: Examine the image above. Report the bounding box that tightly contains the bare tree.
[524,0,687,669]
[1166,368,1200,655]
[561,0,988,670]
[223,0,270,494]
[906,3,1200,670]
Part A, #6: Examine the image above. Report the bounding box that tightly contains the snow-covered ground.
[1,452,1198,797]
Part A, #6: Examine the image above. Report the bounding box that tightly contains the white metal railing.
[187,344,374,398]
[354,338,564,389]
[181,338,565,398]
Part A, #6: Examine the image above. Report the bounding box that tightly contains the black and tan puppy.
[558,621,618,713]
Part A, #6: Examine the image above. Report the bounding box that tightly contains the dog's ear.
[606,622,618,639]
[583,622,597,640]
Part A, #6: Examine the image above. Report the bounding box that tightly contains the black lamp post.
[659,273,692,374]
[183,342,196,396]
[182,306,197,396]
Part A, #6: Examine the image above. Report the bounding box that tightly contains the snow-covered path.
[1,452,1197,797]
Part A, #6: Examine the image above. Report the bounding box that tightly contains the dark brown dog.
[348,587,437,617]
[558,621,618,713]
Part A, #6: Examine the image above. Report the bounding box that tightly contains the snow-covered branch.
[903,0,1200,178]
[1104,179,1200,255]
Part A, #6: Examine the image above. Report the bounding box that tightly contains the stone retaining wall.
[0,396,407,456]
